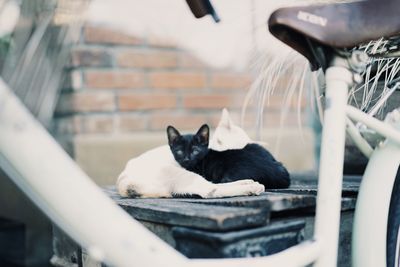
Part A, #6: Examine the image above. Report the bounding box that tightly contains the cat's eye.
[176,150,184,156]
[192,150,199,156]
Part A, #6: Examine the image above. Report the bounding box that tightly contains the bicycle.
[266,0,400,266]
[1,0,400,266]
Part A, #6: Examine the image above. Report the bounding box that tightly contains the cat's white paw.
[212,181,265,198]
[243,182,265,196]
[235,179,255,185]
[220,179,258,186]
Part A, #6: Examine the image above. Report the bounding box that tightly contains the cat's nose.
[183,157,190,162]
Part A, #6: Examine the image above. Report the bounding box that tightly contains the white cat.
[116,109,265,198]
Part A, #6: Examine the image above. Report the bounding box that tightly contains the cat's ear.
[167,126,181,145]
[219,108,233,129]
[196,124,209,145]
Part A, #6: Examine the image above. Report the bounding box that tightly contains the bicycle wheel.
[387,166,400,267]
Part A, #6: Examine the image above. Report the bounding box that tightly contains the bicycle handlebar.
[185,0,220,22]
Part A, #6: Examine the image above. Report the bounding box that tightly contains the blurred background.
[0,0,316,266]
[55,0,315,185]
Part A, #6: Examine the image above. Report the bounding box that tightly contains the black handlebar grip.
[186,0,220,22]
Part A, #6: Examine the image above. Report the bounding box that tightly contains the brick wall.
[55,24,307,137]
[52,24,313,183]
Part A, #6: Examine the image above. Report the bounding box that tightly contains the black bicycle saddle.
[269,0,400,70]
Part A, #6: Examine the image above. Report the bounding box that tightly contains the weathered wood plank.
[268,180,360,197]
[170,192,316,212]
[172,194,272,208]
[115,198,269,231]
[103,186,272,208]
[102,175,360,231]
[172,220,305,258]
[104,181,358,217]
[131,192,355,212]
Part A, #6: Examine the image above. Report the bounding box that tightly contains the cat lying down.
[117,109,290,198]
[167,125,290,189]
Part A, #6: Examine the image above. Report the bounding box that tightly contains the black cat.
[167,124,290,189]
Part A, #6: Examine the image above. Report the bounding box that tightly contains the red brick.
[54,116,82,134]
[84,25,142,45]
[63,70,83,90]
[116,50,178,68]
[210,73,253,89]
[56,92,115,113]
[254,73,304,93]
[85,71,145,89]
[81,115,114,133]
[149,71,206,89]
[147,36,177,48]
[117,115,147,132]
[149,114,207,130]
[118,94,177,110]
[179,53,206,69]
[71,47,113,67]
[183,95,234,109]
[55,114,114,134]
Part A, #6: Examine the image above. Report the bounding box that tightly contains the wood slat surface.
[103,175,360,230]
[113,196,270,231]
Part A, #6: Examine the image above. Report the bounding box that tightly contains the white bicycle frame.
[1,53,400,267]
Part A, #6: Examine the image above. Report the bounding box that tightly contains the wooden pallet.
[52,174,360,267]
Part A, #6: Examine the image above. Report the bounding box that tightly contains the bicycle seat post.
[313,53,367,267]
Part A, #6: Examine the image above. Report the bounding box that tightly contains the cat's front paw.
[235,179,256,185]
[245,182,265,196]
